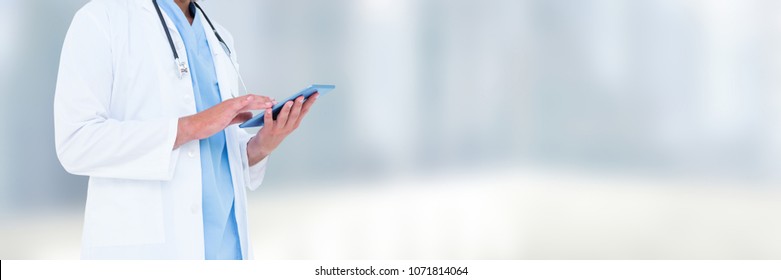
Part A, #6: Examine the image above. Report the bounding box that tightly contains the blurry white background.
[1,0,780,259]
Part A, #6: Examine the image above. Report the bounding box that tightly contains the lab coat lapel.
[141,0,189,74]
[195,7,250,260]
[197,13,238,102]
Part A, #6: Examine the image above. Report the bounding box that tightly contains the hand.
[174,94,273,149]
[247,93,319,165]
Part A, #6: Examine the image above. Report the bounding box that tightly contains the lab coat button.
[187,150,195,157]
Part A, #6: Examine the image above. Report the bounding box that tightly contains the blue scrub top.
[158,0,242,260]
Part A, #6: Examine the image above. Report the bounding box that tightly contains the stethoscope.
[152,0,248,97]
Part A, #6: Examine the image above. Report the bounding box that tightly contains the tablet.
[239,84,335,128]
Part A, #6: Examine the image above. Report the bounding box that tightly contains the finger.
[220,96,251,124]
[238,95,273,112]
[245,101,273,111]
[276,101,294,128]
[286,96,305,129]
[293,94,317,128]
[300,93,318,115]
[230,95,254,112]
[262,108,274,130]
[229,112,253,125]
[248,95,273,104]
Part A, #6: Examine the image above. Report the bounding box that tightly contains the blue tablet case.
[239,84,335,128]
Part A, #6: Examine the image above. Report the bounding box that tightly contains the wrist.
[174,116,195,149]
[248,136,270,165]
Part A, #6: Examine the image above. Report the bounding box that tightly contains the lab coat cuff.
[162,118,180,181]
[241,140,268,191]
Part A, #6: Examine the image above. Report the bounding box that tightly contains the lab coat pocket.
[85,178,166,247]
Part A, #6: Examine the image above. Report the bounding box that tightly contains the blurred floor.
[249,168,781,259]
[1,167,779,259]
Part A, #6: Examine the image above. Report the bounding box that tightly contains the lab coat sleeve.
[238,129,269,191]
[54,5,179,181]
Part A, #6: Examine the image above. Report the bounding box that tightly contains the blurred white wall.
[1,0,780,259]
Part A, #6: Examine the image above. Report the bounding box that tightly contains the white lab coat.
[54,0,268,259]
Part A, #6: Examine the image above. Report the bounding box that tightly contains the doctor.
[54,0,317,259]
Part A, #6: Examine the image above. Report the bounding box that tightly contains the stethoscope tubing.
[151,0,246,96]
